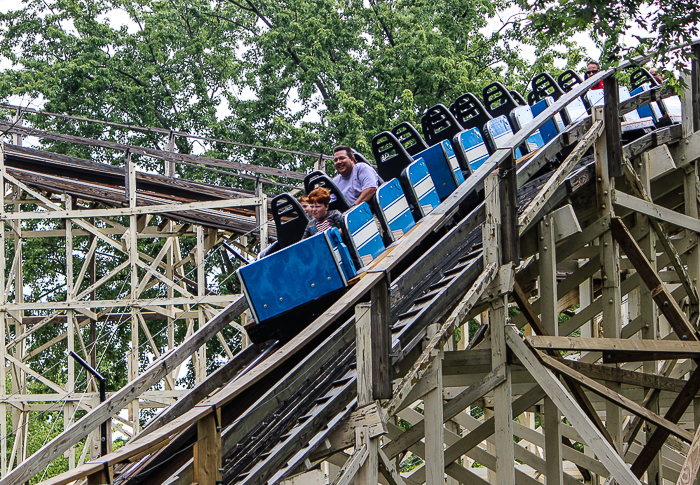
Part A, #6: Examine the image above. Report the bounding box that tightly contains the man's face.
[650,68,663,84]
[586,63,599,79]
[334,150,355,177]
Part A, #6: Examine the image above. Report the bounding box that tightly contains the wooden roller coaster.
[1,42,700,485]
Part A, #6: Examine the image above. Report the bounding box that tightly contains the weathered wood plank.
[623,161,699,305]
[506,327,642,485]
[0,297,248,485]
[540,353,694,442]
[553,359,688,393]
[604,76,623,177]
[610,216,700,342]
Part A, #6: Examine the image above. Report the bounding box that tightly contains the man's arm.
[353,187,377,205]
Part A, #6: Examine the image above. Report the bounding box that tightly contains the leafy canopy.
[1,0,583,176]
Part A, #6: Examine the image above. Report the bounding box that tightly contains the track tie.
[298,415,312,423]
[397,308,420,320]
[315,396,332,405]
[332,377,352,387]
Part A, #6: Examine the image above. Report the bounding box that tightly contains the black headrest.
[630,68,660,90]
[482,82,518,120]
[270,193,310,249]
[371,131,414,182]
[557,69,584,93]
[303,171,352,213]
[449,92,492,133]
[510,90,527,106]
[391,121,428,157]
[352,150,372,165]
[528,73,566,104]
[420,104,464,146]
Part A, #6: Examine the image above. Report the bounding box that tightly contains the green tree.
[519,0,699,71]
[1,0,583,179]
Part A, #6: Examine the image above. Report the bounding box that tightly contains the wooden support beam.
[528,335,700,360]
[610,216,700,342]
[613,190,700,234]
[370,277,391,399]
[512,281,615,448]
[355,302,379,485]
[553,359,688,393]
[604,75,623,177]
[506,326,642,485]
[540,353,694,442]
[499,151,519,263]
[623,161,700,305]
[193,407,222,485]
[631,365,700,478]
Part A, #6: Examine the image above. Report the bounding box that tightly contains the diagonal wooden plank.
[382,364,506,459]
[330,445,368,485]
[610,216,700,342]
[540,353,694,442]
[505,326,642,485]
[623,161,699,305]
[0,296,248,485]
[512,282,615,447]
[382,263,497,418]
[631,364,700,478]
[518,119,604,233]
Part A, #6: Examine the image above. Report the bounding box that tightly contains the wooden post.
[499,151,519,264]
[355,302,378,485]
[127,150,140,436]
[256,180,268,251]
[640,155,662,485]
[595,105,623,451]
[539,215,563,485]
[370,277,391,399]
[65,193,76,470]
[12,108,22,147]
[423,324,444,485]
[194,408,222,485]
[604,75,623,177]
[196,225,207,383]
[165,130,176,177]
[0,144,6,475]
[484,172,515,485]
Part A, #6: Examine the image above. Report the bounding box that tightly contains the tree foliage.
[519,0,700,70]
[1,0,583,177]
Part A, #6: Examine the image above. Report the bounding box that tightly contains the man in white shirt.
[331,146,379,206]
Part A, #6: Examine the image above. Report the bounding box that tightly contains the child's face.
[301,202,313,217]
[311,202,328,219]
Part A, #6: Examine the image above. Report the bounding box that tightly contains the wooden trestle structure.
[2,42,700,485]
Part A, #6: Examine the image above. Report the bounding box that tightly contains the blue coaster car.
[483,115,523,159]
[509,105,546,151]
[412,140,465,201]
[454,128,490,171]
[530,97,564,142]
[374,179,415,243]
[238,228,357,343]
[343,202,386,268]
[401,159,442,221]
